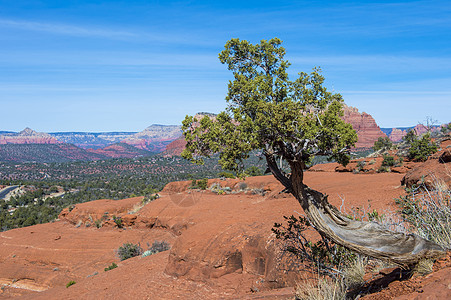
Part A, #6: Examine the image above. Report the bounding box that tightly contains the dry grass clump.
[413,258,434,275]
[343,256,366,290]
[296,276,346,300]
[396,174,451,249]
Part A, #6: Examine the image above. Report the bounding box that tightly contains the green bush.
[245,166,263,177]
[407,133,437,162]
[381,155,395,167]
[217,171,235,179]
[373,137,392,151]
[66,280,76,288]
[104,262,118,271]
[112,215,123,228]
[189,178,208,190]
[117,242,143,261]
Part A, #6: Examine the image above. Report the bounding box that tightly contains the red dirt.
[1,171,449,299]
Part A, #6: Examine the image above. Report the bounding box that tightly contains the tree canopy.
[182,38,357,184]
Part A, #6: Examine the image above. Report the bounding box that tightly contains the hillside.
[0,144,107,163]
[87,143,155,158]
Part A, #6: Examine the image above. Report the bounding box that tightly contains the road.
[0,186,18,200]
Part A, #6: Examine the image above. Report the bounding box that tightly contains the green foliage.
[66,281,76,288]
[189,178,208,190]
[117,242,143,261]
[112,215,123,228]
[217,171,235,179]
[182,38,357,177]
[381,154,395,167]
[407,133,437,162]
[104,262,118,272]
[245,166,263,177]
[373,136,392,152]
[402,129,416,145]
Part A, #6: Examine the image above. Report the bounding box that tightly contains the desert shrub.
[112,215,123,228]
[407,133,437,162]
[142,193,159,204]
[104,262,118,272]
[381,155,395,167]
[217,171,235,179]
[94,219,102,228]
[377,166,390,173]
[66,280,76,288]
[273,215,355,278]
[142,241,171,257]
[373,137,392,152]
[356,160,366,171]
[237,182,248,191]
[245,166,263,177]
[189,178,208,190]
[396,179,451,248]
[117,242,143,261]
[368,159,376,165]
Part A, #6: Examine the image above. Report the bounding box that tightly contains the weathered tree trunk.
[277,159,446,267]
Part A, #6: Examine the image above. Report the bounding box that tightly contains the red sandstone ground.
[0,170,449,299]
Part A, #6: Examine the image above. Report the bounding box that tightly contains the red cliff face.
[341,105,387,148]
[0,128,61,145]
[389,128,406,142]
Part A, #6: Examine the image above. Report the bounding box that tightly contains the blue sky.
[0,0,449,132]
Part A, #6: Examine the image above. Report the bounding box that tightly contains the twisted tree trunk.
[270,157,446,267]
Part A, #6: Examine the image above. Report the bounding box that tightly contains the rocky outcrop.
[388,128,406,142]
[0,128,61,144]
[121,124,182,152]
[341,105,387,148]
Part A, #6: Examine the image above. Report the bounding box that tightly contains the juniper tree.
[182,38,444,266]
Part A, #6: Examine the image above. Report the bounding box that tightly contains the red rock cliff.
[341,104,387,148]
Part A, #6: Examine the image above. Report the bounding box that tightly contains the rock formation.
[341,105,387,148]
[121,124,182,152]
[0,128,61,145]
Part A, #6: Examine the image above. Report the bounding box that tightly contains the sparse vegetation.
[117,242,143,261]
[112,215,123,228]
[381,154,395,167]
[66,280,76,288]
[104,262,118,272]
[142,241,171,257]
[373,137,392,152]
[189,178,208,190]
[396,178,451,249]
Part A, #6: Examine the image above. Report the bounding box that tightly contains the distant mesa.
[120,124,183,153]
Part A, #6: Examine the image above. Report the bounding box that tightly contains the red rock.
[389,128,407,142]
[341,104,387,148]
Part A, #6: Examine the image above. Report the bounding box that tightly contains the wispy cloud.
[0,18,137,39]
